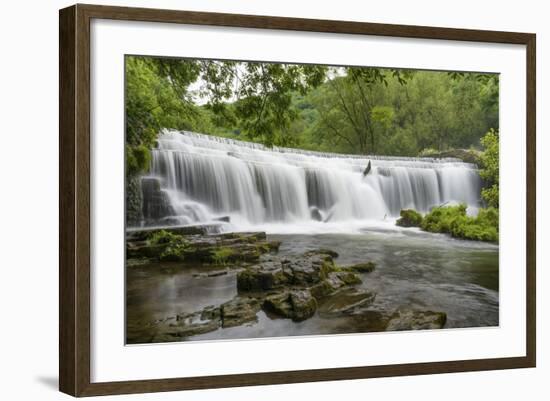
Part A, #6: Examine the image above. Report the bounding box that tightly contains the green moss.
[344,262,376,273]
[421,204,498,242]
[148,230,183,245]
[396,209,423,227]
[147,230,190,261]
[337,272,362,285]
[211,247,236,265]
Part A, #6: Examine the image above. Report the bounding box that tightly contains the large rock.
[263,290,317,322]
[220,297,261,328]
[283,251,334,286]
[140,177,175,226]
[385,310,447,331]
[126,229,280,264]
[310,207,323,222]
[310,271,362,299]
[219,232,267,242]
[126,175,143,227]
[290,290,317,321]
[237,261,289,292]
[343,262,376,273]
[139,309,222,342]
[318,288,376,315]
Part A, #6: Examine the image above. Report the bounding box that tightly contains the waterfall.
[136,130,482,231]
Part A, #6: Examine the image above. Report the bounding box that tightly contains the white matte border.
[90,19,526,382]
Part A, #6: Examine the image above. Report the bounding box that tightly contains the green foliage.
[125,56,218,176]
[303,69,498,156]
[396,209,423,227]
[421,204,468,233]
[479,129,499,208]
[211,247,236,265]
[421,205,498,242]
[148,230,190,261]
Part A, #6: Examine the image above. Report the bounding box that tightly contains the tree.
[202,62,327,146]
[479,129,499,208]
[125,56,220,175]
[125,57,328,176]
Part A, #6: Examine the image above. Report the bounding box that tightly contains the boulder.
[385,310,447,331]
[143,309,222,341]
[140,177,176,225]
[304,248,339,258]
[290,290,317,321]
[318,288,376,315]
[169,313,221,338]
[200,305,221,321]
[263,292,294,318]
[236,261,289,292]
[263,290,317,322]
[220,297,261,328]
[283,251,334,286]
[219,232,267,243]
[343,262,376,273]
[310,207,323,222]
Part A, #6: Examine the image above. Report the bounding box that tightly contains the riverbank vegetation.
[125,56,498,175]
[396,204,498,243]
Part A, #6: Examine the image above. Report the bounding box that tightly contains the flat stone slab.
[385,310,447,331]
[318,288,376,315]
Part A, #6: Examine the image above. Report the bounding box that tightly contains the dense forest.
[125,56,499,175]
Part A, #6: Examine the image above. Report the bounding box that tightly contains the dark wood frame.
[59,3,536,397]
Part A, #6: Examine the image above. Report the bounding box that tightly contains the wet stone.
[263,289,317,322]
[220,297,261,328]
[318,288,376,316]
[385,310,447,331]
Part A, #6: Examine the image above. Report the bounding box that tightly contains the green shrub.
[148,230,189,261]
[421,204,467,233]
[148,230,183,244]
[421,204,498,242]
[396,209,423,227]
[479,129,499,208]
[211,247,236,265]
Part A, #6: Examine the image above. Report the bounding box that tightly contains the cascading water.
[136,129,482,232]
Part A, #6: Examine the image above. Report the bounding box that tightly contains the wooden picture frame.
[59,3,536,397]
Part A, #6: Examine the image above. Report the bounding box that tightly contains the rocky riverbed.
[124,225,495,344]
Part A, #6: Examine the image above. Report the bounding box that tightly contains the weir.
[134,130,482,229]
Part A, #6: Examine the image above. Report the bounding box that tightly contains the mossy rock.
[343,262,376,273]
[210,246,237,265]
[396,209,423,227]
[236,263,289,292]
[220,297,261,328]
[385,310,447,331]
[318,288,376,315]
[263,290,317,322]
[336,271,363,285]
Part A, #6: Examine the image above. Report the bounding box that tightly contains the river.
[126,226,498,342]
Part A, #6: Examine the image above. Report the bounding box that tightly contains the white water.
[140,130,482,233]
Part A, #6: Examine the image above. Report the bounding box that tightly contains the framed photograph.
[59,4,536,397]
